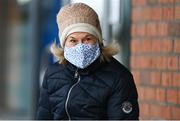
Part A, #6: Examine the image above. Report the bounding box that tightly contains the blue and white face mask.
[64,43,100,69]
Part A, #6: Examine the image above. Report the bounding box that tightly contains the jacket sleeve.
[107,72,139,120]
[36,69,52,120]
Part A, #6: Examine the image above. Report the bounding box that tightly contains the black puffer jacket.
[36,57,139,120]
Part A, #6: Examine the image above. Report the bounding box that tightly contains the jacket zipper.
[65,68,80,120]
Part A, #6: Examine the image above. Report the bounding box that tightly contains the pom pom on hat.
[57,3,103,47]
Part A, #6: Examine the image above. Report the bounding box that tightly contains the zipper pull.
[74,68,79,78]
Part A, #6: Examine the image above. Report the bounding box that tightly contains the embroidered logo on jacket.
[121,101,132,114]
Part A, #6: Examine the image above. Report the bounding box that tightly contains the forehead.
[67,32,96,38]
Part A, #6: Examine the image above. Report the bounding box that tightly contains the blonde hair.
[50,41,120,64]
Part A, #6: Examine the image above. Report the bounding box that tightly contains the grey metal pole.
[0,0,8,111]
[102,0,111,43]
[29,0,41,119]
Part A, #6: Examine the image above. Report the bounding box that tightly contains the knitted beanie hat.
[57,3,103,47]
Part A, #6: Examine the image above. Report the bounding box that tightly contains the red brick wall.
[131,0,180,119]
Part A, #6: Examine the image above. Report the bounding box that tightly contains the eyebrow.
[67,36,76,39]
[85,35,93,37]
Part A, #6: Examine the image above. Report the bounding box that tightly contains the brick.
[161,39,173,52]
[130,56,139,69]
[162,72,172,87]
[161,106,172,119]
[138,56,146,69]
[178,91,180,104]
[137,23,146,37]
[152,57,159,69]
[139,57,146,68]
[142,7,151,21]
[140,39,151,53]
[174,40,180,53]
[146,22,157,37]
[132,8,142,22]
[142,56,154,69]
[156,88,166,103]
[147,0,158,5]
[131,39,139,53]
[175,0,180,3]
[172,107,180,119]
[150,7,162,20]
[158,22,169,37]
[156,56,168,70]
[151,72,161,86]
[151,40,162,53]
[131,39,149,54]
[175,6,180,20]
[150,104,161,118]
[168,23,180,37]
[140,103,150,117]
[158,0,175,4]
[144,87,156,101]
[172,73,180,87]
[173,23,180,37]
[168,23,174,36]
[132,0,146,6]
[149,56,158,69]
[151,40,172,53]
[167,56,178,70]
[146,56,153,69]
[162,6,174,20]
[140,71,151,85]
[179,57,180,70]
[167,89,178,104]
[153,57,160,69]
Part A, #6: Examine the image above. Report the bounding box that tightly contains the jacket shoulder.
[106,57,133,78]
[44,61,65,78]
[95,57,133,88]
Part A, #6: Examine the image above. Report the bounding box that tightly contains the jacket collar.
[65,57,103,75]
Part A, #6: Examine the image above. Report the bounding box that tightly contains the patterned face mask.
[64,43,100,69]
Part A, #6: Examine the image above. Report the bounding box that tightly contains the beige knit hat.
[57,3,103,47]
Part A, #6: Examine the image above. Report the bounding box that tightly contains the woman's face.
[65,32,97,48]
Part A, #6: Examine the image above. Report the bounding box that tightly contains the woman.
[36,3,139,120]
